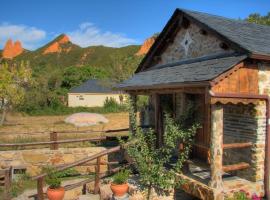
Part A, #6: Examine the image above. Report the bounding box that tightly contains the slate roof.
[182,9,270,56]
[117,54,247,90]
[70,79,117,94]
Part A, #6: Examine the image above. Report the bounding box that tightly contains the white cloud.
[68,22,137,48]
[0,23,46,50]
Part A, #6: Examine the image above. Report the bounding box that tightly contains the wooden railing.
[0,167,12,200]
[190,141,253,172]
[0,128,129,150]
[30,146,124,200]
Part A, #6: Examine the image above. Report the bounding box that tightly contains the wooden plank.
[3,167,12,200]
[50,132,58,150]
[222,162,250,172]
[247,65,258,94]
[94,157,101,194]
[239,68,249,93]
[37,177,44,200]
[223,142,252,149]
[0,136,107,147]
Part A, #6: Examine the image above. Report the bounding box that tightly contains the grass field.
[0,112,129,144]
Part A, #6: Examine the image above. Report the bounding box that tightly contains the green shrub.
[226,191,251,200]
[112,169,130,184]
[55,168,79,178]
[42,166,62,189]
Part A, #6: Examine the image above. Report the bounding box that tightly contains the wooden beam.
[222,162,250,172]
[0,137,107,148]
[37,177,44,200]
[94,157,101,194]
[223,142,252,149]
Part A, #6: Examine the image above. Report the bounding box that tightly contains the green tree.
[61,66,108,89]
[0,61,32,125]
[107,54,142,84]
[246,12,270,25]
[121,100,199,199]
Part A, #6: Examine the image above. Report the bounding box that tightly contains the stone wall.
[0,147,108,176]
[223,103,266,182]
[158,22,234,65]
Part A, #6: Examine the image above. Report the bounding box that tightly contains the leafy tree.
[107,54,143,84]
[0,61,32,125]
[61,66,109,89]
[246,12,270,25]
[121,99,200,199]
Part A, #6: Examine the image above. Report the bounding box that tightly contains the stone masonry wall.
[158,22,234,65]
[0,147,108,176]
[223,103,266,182]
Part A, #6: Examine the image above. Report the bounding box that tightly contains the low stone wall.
[0,147,108,176]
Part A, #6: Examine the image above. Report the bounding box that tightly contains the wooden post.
[3,167,12,200]
[82,184,86,195]
[129,94,137,135]
[50,132,58,150]
[209,103,224,200]
[94,156,101,194]
[37,177,44,200]
[153,93,162,148]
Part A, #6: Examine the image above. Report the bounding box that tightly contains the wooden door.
[188,94,209,162]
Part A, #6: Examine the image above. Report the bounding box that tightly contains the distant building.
[68,79,123,107]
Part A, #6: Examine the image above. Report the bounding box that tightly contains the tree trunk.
[147,184,152,200]
[0,106,7,126]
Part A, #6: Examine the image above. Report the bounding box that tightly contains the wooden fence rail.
[0,136,107,148]
[30,145,122,200]
[0,127,131,150]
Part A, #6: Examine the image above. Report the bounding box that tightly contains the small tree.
[107,54,142,84]
[121,99,200,199]
[0,62,32,125]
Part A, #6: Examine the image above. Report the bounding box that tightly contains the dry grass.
[0,112,129,143]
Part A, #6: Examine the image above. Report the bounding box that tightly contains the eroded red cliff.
[2,39,24,59]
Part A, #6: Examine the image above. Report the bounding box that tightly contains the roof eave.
[249,53,270,61]
[116,81,210,91]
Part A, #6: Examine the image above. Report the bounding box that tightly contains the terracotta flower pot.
[110,183,129,197]
[47,187,65,200]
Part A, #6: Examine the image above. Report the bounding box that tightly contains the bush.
[103,97,127,113]
[226,191,252,200]
[112,169,130,184]
[42,166,62,189]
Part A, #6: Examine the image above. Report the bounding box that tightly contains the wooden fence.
[0,167,12,200]
[30,145,125,200]
[0,127,135,199]
[0,128,129,150]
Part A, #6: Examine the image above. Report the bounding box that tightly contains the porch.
[128,87,267,199]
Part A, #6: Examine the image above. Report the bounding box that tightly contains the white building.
[68,79,123,107]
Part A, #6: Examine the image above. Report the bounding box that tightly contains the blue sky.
[1,0,270,50]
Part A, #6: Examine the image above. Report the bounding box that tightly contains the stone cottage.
[117,9,270,200]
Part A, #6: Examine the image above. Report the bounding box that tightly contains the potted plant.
[110,169,130,197]
[43,166,65,200]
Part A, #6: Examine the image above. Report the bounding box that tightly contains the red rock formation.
[43,34,70,54]
[58,34,70,44]
[136,36,156,56]
[2,39,23,59]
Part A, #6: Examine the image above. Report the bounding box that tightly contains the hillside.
[10,34,140,72]
[0,34,155,114]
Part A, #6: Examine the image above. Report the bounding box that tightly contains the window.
[79,95,84,100]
